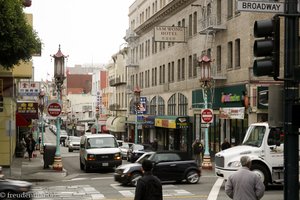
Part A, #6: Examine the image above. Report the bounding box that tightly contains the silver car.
[67,136,81,152]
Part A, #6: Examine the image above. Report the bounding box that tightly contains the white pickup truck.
[215,122,289,186]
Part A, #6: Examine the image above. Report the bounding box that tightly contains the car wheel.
[251,163,270,187]
[130,172,142,187]
[80,159,84,170]
[84,160,90,172]
[69,148,73,152]
[186,170,200,184]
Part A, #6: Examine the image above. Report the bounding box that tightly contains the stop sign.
[201,108,213,123]
[47,102,62,117]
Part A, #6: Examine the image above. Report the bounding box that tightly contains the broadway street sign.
[237,0,285,13]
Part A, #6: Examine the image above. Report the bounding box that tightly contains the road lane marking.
[207,177,224,200]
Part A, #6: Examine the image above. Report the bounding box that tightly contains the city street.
[31,128,287,200]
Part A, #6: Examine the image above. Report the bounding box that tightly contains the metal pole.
[55,87,61,157]
[135,113,138,144]
[203,89,209,156]
[284,0,299,199]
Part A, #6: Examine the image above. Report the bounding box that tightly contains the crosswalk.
[32,184,194,199]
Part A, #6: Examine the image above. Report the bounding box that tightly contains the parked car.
[79,134,122,172]
[127,143,153,163]
[119,142,133,160]
[66,136,81,152]
[115,151,201,186]
[59,130,68,146]
[0,167,33,199]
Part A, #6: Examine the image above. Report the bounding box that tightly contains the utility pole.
[284,0,299,200]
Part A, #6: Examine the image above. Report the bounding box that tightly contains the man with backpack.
[134,159,163,200]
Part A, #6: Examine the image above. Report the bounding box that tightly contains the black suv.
[115,151,201,186]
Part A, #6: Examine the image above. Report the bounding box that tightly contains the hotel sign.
[154,26,186,42]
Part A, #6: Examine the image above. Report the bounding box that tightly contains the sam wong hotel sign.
[154,26,186,42]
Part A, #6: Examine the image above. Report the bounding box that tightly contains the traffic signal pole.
[284,0,299,200]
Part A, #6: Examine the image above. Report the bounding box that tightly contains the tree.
[0,0,41,70]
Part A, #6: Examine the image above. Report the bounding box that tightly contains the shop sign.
[16,102,38,119]
[155,117,189,129]
[19,81,40,96]
[219,107,245,119]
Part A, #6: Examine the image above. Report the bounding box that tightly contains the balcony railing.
[199,15,226,34]
[109,77,126,87]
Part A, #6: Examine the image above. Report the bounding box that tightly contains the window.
[167,94,176,115]
[227,0,233,19]
[157,96,165,115]
[217,45,221,72]
[154,67,157,86]
[178,93,188,116]
[162,64,165,84]
[193,53,198,77]
[235,39,241,68]
[189,14,192,37]
[150,96,157,115]
[188,55,193,78]
[168,62,171,82]
[193,12,197,35]
[181,58,185,80]
[227,41,233,69]
[177,59,181,81]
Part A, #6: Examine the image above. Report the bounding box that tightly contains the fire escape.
[198,1,227,80]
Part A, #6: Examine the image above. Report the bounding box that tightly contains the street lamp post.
[198,55,213,169]
[134,87,141,144]
[51,45,67,171]
[38,90,45,154]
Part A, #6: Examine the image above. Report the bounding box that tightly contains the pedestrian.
[192,138,203,167]
[134,159,163,200]
[152,138,158,151]
[225,156,265,200]
[221,138,231,150]
[25,134,36,161]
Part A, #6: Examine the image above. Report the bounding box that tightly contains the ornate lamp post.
[198,55,213,169]
[134,87,141,144]
[38,90,45,154]
[51,45,67,171]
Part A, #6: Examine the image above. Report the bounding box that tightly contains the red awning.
[16,113,30,127]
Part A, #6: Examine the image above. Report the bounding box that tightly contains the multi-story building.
[111,0,279,156]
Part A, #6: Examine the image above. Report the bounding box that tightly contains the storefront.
[154,116,192,156]
[192,84,249,155]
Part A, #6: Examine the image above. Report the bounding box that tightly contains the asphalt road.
[32,127,289,200]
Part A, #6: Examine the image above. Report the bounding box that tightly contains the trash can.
[43,144,56,169]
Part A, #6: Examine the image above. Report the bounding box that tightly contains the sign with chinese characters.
[154,26,186,42]
[19,81,40,96]
[136,96,147,114]
[16,102,38,119]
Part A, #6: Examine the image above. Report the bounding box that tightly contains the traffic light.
[253,17,280,79]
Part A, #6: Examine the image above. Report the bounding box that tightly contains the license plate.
[102,163,108,166]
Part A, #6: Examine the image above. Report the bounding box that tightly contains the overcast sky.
[25,0,135,81]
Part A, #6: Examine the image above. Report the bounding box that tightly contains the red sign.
[201,109,213,123]
[47,103,62,117]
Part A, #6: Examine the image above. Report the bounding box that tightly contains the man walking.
[134,159,163,200]
[192,138,203,166]
[225,156,265,200]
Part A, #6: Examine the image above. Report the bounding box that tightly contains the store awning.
[106,116,126,132]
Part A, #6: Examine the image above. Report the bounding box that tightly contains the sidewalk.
[2,150,67,182]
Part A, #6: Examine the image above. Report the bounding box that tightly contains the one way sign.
[237,0,285,13]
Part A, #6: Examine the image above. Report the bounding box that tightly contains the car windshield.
[136,153,153,164]
[242,125,266,147]
[70,137,81,142]
[87,137,118,149]
[133,144,144,150]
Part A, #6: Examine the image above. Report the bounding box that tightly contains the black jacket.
[134,172,163,200]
